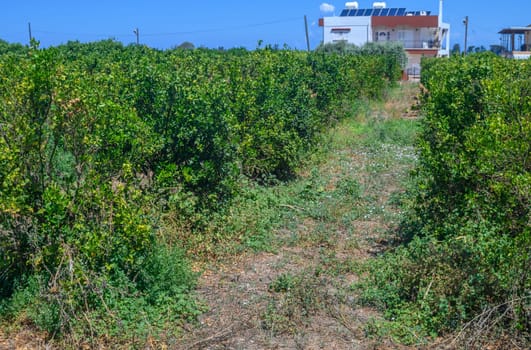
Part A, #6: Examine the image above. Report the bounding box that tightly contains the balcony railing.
[403,40,440,49]
[376,39,440,49]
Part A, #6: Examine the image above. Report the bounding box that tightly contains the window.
[331,28,351,34]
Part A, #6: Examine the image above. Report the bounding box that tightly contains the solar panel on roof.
[338,6,430,16]
[340,7,432,17]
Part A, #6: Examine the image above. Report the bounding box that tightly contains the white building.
[319,1,450,76]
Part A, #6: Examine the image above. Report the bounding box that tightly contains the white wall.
[513,52,531,59]
[323,17,372,46]
[438,22,450,56]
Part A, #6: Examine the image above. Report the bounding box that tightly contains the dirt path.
[179,83,421,349]
[182,250,378,350]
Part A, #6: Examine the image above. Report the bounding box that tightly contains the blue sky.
[2,1,530,50]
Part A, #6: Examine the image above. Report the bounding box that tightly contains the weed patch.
[263,269,335,335]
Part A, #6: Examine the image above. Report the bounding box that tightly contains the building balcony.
[403,39,439,49]
[375,39,440,50]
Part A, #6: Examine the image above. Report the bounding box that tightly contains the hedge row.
[362,53,530,345]
[0,40,403,342]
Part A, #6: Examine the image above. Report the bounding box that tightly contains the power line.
[33,29,132,37]
[28,17,302,40]
[141,17,301,37]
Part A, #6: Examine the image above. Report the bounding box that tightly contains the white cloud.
[320,3,335,13]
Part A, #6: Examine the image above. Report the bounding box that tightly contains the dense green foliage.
[0,39,402,345]
[0,39,27,55]
[361,53,530,346]
[316,41,407,83]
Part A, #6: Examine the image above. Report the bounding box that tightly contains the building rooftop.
[339,7,432,17]
[499,26,531,34]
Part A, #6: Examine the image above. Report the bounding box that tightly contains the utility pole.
[133,28,139,45]
[463,16,469,55]
[28,22,32,44]
[304,15,310,52]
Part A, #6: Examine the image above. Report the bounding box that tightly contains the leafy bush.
[0,39,403,345]
[316,41,407,83]
[359,53,531,346]
[0,44,198,344]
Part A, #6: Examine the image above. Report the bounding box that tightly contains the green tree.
[176,41,195,50]
[451,43,461,55]
[489,44,507,55]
